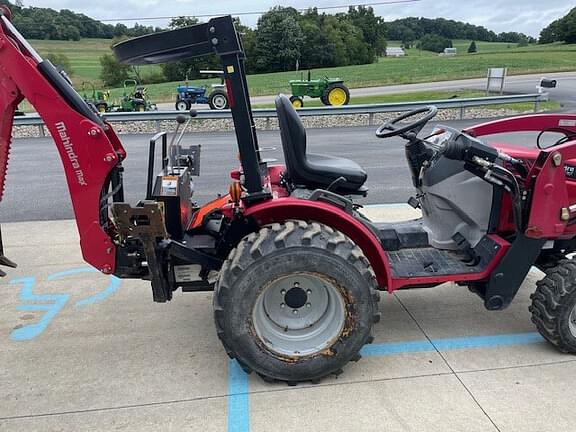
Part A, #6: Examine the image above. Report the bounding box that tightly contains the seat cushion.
[307,153,367,186]
[275,94,368,192]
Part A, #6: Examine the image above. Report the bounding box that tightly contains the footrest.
[386,237,500,278]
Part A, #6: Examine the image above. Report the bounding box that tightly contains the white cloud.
[20,0,574,36]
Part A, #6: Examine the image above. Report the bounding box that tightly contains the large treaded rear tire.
[323,83,350,106]
[208,89,229,110]
[214,221,380,384]
[530,258,576,353]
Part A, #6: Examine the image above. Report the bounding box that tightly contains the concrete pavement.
[1,205,575,432]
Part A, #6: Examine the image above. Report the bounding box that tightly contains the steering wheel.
[376,106,438,139]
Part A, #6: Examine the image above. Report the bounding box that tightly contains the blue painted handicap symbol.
[9,267,121,341]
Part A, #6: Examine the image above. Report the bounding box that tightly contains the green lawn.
[30,39,111,82]
[110,42,576,103]
[29,38,161,85]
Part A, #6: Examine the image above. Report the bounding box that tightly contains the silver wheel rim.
[212,94,227,110]
[569,305,576,337]
[252,273,346,357]
[176,101,187,111]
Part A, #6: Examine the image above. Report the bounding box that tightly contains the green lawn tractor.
[81,82,110,113]
[115,79,157,112]
[289,71,350,108]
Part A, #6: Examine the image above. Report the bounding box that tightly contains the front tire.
[176,100,190,111]
[214,221,380,384]
[289,96,304,108]
[95,103,107,113]
[530,259,576,353]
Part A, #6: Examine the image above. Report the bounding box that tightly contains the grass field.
[26,38,576,104]
[28,38,161,84]
[109,42,576,102]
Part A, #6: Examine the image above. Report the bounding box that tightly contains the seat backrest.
[275,95,308,181]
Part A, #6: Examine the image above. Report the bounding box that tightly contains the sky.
[21,0,574,37]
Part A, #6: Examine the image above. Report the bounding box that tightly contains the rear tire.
[214,221,380,384]
[530,258,576,353]
[324,83,350,106]
[208,90,229,110]
[95,103,107,113]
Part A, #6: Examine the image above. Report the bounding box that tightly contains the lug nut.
[280,289,286,295]
[292,310,298,315]
[280,303,285,308]
[306,303,311,308]
[307,289,312,294]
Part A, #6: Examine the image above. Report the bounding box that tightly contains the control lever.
[168,109,198,171]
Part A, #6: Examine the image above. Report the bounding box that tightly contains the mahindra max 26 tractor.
[1,9,576,384]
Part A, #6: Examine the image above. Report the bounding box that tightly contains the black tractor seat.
[275,94,368,195]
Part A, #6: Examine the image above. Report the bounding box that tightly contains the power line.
[96,0,422,23]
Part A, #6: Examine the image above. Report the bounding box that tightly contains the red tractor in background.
[1,9,576,384]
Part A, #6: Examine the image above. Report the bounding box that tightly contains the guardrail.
[14,93,549,135]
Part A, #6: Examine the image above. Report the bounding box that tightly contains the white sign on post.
[486,68,507,95]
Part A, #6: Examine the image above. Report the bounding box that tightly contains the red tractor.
[1,10,576,384]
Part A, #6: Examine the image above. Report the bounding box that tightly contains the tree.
[467,41,477,53]
[346,6,386,57]
[160,16,220,82]
[253,7,304,73]
[540,8,576,44]
[417,34,452,53]
[100,54,131,86]
[45,53,73,75]
[386,17,499,42]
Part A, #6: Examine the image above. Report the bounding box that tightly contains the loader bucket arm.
[0,8,126,275]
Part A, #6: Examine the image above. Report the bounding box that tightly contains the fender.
[465,113,576,137]
[244,197,392,289]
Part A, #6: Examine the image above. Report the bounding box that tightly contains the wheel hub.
[284,286,308,309]
[328,88,346,106]
[253,273,346,357]
[213,95,227,109]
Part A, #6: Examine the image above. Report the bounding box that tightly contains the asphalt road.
[1,119,544,223]
[157,71,576,111]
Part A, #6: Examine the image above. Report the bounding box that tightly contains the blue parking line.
[227,331,546,432]
[361,332,544,357]
[361,339,437,357]
[228,360,250,432]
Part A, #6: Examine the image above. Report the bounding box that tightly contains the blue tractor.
[175,70,229,111]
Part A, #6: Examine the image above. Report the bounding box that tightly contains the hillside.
[26,38,576,103]
[106,42,576,102]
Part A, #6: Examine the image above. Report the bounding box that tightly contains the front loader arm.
[0,10,125,275]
